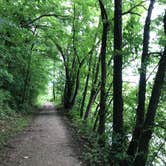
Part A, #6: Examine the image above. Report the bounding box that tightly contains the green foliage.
[0,0,52,149]
[83,142,110,166]
[67,107,110,165]
[0,112,31,146]
[0,0,165,165]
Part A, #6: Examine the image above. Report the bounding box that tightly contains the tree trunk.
[71,59,84,107]
[112,0,124,164]
[80,54,92,118]
[53,82,56,102]
[127,0,155,157]
[84,57,100,120]
[52,60,56,103]
[63,67,74,109]
[133,11,166,166]
[93,115,99,132]
[54,43,73,109]
[97,0,109,141]
[83,87,99,120]
[21,43,34,105]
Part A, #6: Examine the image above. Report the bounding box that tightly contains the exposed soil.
[0,104,83,166]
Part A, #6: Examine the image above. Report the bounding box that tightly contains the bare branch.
[148,52,163,56]
[122,1,145,16]
[126,11,141,16]
[22,13,69,27]
[146,64,159,82]
[155,123,166,130]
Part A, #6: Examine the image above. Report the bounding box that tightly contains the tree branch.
[148,52,163,56]
[122,1,145,16]
[98,0,108,21]
[146,63,159,82]
[54,42,66,64]
[22,13,69,27]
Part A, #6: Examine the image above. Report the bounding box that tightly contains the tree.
[111,0,124,164]
[133,10,166,166]
[0,1,166,165]
[127,0,156,158]
[97,0,109,144]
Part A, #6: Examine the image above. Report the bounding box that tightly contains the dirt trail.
[0,105,83,166]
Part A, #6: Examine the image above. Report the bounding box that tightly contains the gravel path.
[0,106,83,166]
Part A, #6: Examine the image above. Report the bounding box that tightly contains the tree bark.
[97,0,109,140]
[127,0,155,157]
[133,11,166,166]
[79,34,98,118]
[63,68,73,109]
[112,0,124,163]
[84,57,100,120]
[52,82,56,102]
[80,54,92,118]
[71,59,85,106]
[21,43,35,105]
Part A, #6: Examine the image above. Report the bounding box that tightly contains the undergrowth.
[0,106,32,147]
[66,106,110,166]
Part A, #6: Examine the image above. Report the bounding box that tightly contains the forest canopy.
[0,0,166,165]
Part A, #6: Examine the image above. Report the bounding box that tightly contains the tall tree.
[133,11,166,166]
[127,0,156,157]
[97,0,109,141]
[79,34,98,118]
[84,57,100,120]
[112,0,124,164]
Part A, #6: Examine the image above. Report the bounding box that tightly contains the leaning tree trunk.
[127,0,155,157]
[133,11,166,166]
[70,59,84,107]
[80,54,92,118]
[54,42,73,109]
[97,0,109,141]
[84,57,100,120]
[79,34,98,118]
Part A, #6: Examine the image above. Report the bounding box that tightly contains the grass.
[0,112,32,147]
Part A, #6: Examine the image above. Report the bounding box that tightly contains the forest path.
[0,104,83,166]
